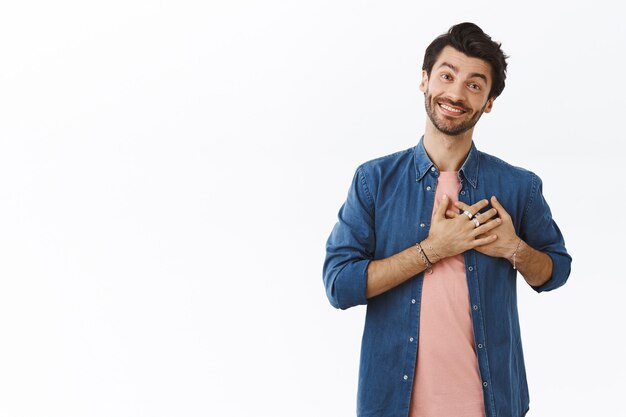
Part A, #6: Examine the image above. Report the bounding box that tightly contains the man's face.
[420,46,495,136]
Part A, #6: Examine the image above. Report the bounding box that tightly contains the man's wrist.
[414,242,433,274]
[420,238,442,264]
[507,238,525,269]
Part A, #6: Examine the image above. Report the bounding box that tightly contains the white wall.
[0,1,623,416]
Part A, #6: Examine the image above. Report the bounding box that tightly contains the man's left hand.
[446,196,519,259]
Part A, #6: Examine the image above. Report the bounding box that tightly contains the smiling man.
[323,23,571,417]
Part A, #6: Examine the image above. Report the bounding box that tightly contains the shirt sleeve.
[520,173,572,293]
[322,166,376,309]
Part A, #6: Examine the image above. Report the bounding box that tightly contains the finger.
[473,234,498,247]
[454,199,489,217]
[434,194,449,219]
[472,217,502,237]
[490,196,510,219]
[476,207,498,224]
[446,210,460,218]
[453,200,469,212]
[453,201,474,220]
[470,199,490,214]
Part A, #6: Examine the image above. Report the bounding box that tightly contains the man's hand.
[448,196,519,260]
[447,195,554,286]
[423,195,501,260]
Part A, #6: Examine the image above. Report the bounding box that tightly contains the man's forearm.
[511,240,554,287]
[366,244,431,299]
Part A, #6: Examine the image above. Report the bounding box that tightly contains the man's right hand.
[422,194,501,261]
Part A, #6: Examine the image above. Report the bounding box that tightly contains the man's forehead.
[433,46,492,80]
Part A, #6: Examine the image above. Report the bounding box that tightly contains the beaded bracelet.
[511,239,523,270]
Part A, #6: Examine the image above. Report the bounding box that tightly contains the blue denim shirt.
[323,137,571,417]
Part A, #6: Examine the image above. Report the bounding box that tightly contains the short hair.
[422,22,509,99]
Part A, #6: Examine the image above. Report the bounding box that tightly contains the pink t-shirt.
[409,171,485,417]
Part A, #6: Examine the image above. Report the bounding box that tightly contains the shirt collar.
[413,135,480,188]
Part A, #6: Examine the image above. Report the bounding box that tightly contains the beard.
[424,89,489,136]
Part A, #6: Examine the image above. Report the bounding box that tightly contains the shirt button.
[461,190,466,195]
[420,223,426,228]
[473,305,478,310]
[483,381,488,387]
[468,266,474,272]
[409,337,414,342]
[411,299,416,304]
[478,343,483,349]
[426,186,432,191]
[430,167,436,172]
[404,375,408,381]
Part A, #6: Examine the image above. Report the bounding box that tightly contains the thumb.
[434,194,449,219]
[491,195,509,217]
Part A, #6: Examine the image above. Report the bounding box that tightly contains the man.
[322,22,571,417]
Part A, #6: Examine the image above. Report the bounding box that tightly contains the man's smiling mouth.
[437,102,467,116]
[438,102,466,113]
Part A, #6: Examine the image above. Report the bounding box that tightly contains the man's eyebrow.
[437,61,488,83]
[469,72,488,83]
[437,62,458,73]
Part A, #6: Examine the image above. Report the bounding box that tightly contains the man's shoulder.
[478,149,537,180]
[357,145,415,175]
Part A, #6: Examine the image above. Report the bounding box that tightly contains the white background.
[0,1,624,416]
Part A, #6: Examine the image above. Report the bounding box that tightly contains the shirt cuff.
[531,251,572,293]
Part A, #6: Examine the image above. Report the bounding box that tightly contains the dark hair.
[422,22,509,99]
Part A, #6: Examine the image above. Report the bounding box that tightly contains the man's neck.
[423,124,474,172]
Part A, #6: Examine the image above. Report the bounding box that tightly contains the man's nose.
[447,80,466,102]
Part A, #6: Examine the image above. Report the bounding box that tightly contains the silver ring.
[463,210,473,219]
[473,218,480,227]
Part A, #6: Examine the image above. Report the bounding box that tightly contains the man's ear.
[419,70,428,93]
[484,97,495,113]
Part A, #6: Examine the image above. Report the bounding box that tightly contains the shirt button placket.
[405,296,416,383]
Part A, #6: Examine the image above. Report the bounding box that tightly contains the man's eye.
[441,74,451,80]
[469,83,480,90]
